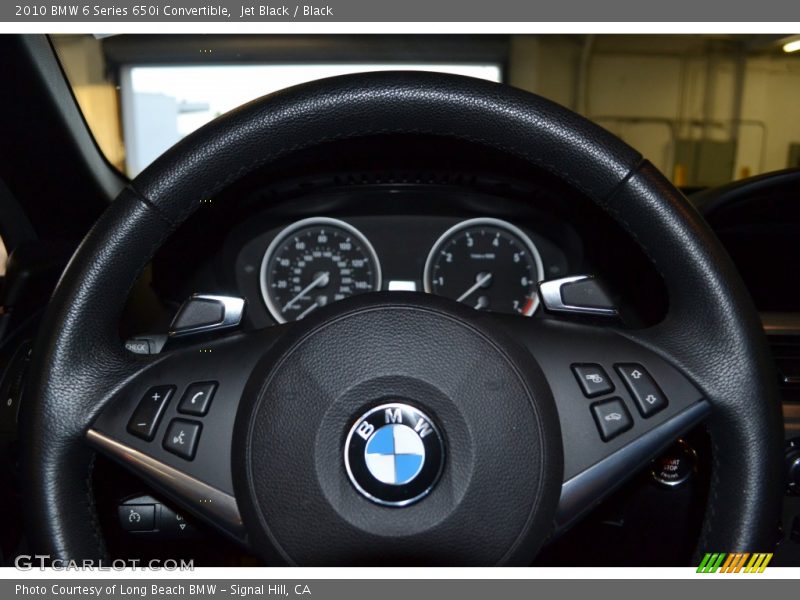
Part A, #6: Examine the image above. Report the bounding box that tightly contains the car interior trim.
[556,398,712,531]
[86,428,246,543]
[538,275,618,317]
[27,35,127,200]
[761,312,800,336]
[168,294,246,338]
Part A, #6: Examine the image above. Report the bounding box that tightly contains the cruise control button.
[591,398,633,441]
[118,504,155,532]
[178,381,217,416]
[157,504,201,539]
[163,419,202,460]
[615,364,668,417]
[571,364,614,397]
[127,386,175,441]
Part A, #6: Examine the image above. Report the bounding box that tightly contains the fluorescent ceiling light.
[783,38,800,53]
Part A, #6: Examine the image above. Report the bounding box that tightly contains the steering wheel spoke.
[496,315,711,533]
[86,327,287,544]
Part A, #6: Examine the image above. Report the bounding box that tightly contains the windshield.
[121,63,501,176]
[51,34,800,188]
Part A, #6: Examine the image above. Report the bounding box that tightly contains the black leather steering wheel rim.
[21,71,784,561]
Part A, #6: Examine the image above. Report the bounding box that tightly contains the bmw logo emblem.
[344,403,444,507]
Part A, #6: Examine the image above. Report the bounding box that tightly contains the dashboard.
[140,137,668,337]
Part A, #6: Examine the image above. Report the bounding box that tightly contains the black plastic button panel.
[124,334,167,355]
[118,503,156,532]
[124,339,151,354]
[571,364,614,397]
[158,504,200,538]
[590,397,633,442]
[127,386,175,441]
[178,381,217,416]
[127,381,219,458]
[163,418,202,460]
[118,495,201,538]
[615,364,668,417]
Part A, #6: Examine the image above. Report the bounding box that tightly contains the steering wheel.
[21,72,783,565]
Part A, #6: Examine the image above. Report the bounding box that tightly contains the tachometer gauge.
[424,218,544,316]
[260,217,382,323]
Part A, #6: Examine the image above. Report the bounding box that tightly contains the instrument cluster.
[242,215,568,325]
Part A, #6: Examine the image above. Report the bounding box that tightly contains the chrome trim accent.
[259,216,383,324]
[87,429,245,542]
[556,399,711,532]
[168,294,245,338]
[785,403,800,432]
[422,217,545,316]
[538,275,617,317]
[762,312,800,336]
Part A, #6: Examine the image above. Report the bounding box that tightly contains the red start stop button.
[651,439,697,487]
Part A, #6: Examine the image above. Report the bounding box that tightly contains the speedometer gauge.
[260,217,382,323]
[424,218,544,316]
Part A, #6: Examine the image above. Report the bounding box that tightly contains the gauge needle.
[457,273,493,303]
[283,272,330,311]
[297,301,319,320]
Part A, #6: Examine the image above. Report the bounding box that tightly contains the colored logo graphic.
[364,424,426,485]
[696,553,773,573]
[345,403,445,507]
